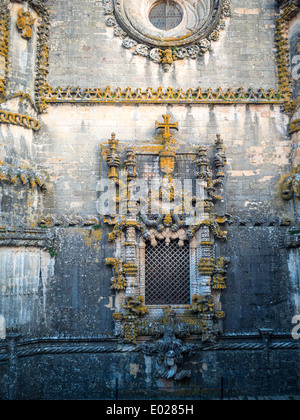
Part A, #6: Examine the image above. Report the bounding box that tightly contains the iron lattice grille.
[149,1,183,31]
[145,240,190,305]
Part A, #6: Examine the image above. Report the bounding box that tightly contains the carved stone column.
[195,146,214,297]
[124,225,138,297]
[189,236,198,297]
[197,228,214,296]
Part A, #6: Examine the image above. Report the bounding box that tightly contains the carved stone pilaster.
[124,226,138,296]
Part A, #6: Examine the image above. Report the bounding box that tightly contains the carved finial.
[214,134,227,179]
[197,146,209,179]
[107,132,120,182]
[125,148,137,181]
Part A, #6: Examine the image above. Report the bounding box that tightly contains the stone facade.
[0,0,299,400]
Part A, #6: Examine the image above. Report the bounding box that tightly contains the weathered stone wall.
[38,104,290,220]
[47,0,278,90]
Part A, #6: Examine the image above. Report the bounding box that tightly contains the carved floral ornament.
[104,0,231,71]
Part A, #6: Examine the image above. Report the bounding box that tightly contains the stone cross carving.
[155,114,178,143]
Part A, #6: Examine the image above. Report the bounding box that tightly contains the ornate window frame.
[104,115,230,344]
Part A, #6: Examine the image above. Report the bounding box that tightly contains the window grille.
[145,240,190,305]
[149,1,183,31]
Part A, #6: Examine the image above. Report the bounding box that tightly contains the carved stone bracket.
[143,322,193,381]
[282,170,300,220]
[281,229,300,248]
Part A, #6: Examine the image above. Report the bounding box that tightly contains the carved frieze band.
[43,85,284,106]
[0,335,297,364]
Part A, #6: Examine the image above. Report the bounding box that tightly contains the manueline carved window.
[104,118,229,344]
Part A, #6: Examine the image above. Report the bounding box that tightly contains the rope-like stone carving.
[0,340,297,365]
[0,110,40,131]
[275,0,300,114]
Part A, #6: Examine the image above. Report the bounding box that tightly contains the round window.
[149,1,183,31]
